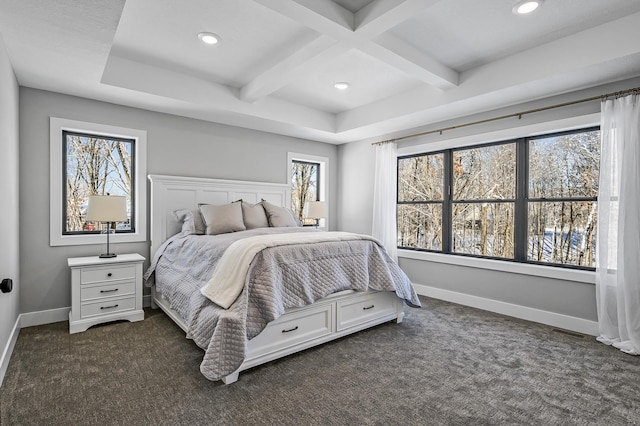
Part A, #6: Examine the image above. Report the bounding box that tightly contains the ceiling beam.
[248,0,457,100]
[240,36,349,103]
[253,0,353,38]
[368,33,458,88]
[354,0,442,38]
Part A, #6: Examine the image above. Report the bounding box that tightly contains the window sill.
[398,249,595,284]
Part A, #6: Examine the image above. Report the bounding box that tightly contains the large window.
[50,118,147,247]
[63,131,135,234]
[397,127,599,269]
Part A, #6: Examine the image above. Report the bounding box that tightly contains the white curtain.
[372,141,398,262]
[596,92,640,355]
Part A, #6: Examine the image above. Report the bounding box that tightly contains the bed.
[145,174,421,384]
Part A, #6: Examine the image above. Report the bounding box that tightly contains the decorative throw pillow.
[241,201,269,229]
[199,202,246,235]
[173,209,206,235]
[260,200,299,227]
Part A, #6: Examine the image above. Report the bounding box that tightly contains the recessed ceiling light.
[334,82,350,90]
[198,32,220,45]
[512,0,542,15]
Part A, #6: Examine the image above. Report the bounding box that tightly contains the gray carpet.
[1,296,639,426]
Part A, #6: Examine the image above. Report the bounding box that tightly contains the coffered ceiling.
[1,0,640,144]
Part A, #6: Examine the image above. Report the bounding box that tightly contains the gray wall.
[0,34,20,376]
[19,87,338,314]
[338,76,640,323]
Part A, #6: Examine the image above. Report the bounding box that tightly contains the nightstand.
[68,253,145,334]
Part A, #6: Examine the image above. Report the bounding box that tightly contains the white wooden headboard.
[148,174,291,256]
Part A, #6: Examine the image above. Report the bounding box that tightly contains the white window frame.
[49,117,147,247]
[287,152,329,230]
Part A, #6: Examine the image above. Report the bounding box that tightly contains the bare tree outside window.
[63,131,134,234]
[291,160,319,226]
[397,153,444,250]
[528,130,600,267]
[452,143,516,258]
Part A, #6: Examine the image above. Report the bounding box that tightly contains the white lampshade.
[306,201,327,219]
[86,195,127,222]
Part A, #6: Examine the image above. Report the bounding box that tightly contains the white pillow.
[241,201,269,229]
[199,202,246,235]
[173,209,206,235]
[260,200,299,227]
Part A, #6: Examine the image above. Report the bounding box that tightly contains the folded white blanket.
[200,231,381,309]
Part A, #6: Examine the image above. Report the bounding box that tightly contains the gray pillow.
[241,201,269,229]
[173,209,206,235]
[260,200,299,227]
[199,202,246,235]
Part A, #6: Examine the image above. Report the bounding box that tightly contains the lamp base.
[99,253,118,258]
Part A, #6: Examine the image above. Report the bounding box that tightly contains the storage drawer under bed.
[247,303,334,359]
[336,291,397,331]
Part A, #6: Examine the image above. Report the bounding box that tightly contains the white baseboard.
[413,283,599,336]
[20,307,70,328]
[0,316,20,388]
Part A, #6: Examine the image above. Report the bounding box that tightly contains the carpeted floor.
[1,296,639,426]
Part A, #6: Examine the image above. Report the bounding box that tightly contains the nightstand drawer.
[81,296,135,318]
[81,265,136,285]
[81,280,135,302]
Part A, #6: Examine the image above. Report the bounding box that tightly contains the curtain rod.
[371,86,640,146]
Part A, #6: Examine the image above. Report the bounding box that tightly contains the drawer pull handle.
[363,305,375,310]
[282,326,299,333]
[107,273,113,277]
[100,304,119,310]
[100,288,118,293]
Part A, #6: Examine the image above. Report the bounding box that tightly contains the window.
[397,127,599,269]
[527,129,600,267]
[63,131,135,234]
[287,152,328,229]
[50,118,147,246]
[397,152,444,250]
[452,142,516,258]
[291,160,320,226]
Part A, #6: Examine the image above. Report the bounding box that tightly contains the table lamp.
[86,195,127,258]
[306,201,327,229]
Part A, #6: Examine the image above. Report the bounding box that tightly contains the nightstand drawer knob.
[100,288,118,293]
[107,273,113,277]
[100,304,119,310]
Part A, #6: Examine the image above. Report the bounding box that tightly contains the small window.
[288,153,328,229]
[397,152,444,251]
[291,160,320,226]
[50,117,147,247]
[63,131,135,235]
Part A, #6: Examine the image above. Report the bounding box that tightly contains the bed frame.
[148,174,404,384]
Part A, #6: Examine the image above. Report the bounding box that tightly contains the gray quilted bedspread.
[144,228,421,381]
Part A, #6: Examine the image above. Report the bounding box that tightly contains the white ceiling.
[1,0,640,144]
